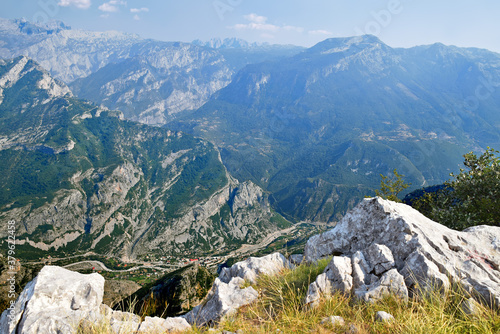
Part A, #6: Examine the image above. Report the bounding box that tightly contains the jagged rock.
[303,197,500,307]
[219,252,290,284]
[305,256,353,307]
[365,244,395,275]
[184,277,259,326]
[325,256,353,293]
[355,269,408,303]
[375,311,394,322]
[137,316,191,333]
[100,305,141,334]
[320,315,345,326]
[400,249,450,291]
[289,254,304,265]
[0,266,193,334]
[0,266,104,334]
[351,251,370,289]
[305,273,331,307]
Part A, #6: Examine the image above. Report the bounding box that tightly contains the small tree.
[411,147,500,230]
[375,169,411,202]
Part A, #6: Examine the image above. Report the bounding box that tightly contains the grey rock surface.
[375,311,395,322]
[320,315,345,326]
[303,197,500,307]
[324,256,353,293]
[0,266,191,334]
[305,273,332,308]
[462,297,481,316]
[365,244,395,275]
[99,304,141,334]
[219,252,290,284]
[0,266,104,334]
[137,316,191,333]
[355,269,408,303]
[184,277,259,326]
[289,254,304,265]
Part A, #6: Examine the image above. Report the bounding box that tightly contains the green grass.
[69,258,499,333]
[187,260,499,334]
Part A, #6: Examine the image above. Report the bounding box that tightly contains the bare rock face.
[324,256,353,294]
[185,252,289,326]
[0,266,192,334]
[219,252,290,284]
[0,266,104,334]
[304,197,500,307]
[183,277,259,327]
[375,311,395,323]
[137,316,191,333]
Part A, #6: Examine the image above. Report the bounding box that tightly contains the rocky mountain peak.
[193,37,255,49]
[0,56,72,107]
[0,18,70,36]
[305,34,387,55]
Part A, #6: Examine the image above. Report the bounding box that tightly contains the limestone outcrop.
[3,198,499,333]
[304,197,500,307]
[183,277,258,327]
[0,266,191,334]
[184,252,290,326]
[219,252,290,284]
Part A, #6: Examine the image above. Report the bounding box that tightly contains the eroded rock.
[320,315,345,326]
[0,266,193,334]
[0,266,104,334]
[219,252,290,284]
[375,311,394,323]
[355,269,408,303]
[303,197,500,307]
[184,277,259,326]
[137,316,191,333]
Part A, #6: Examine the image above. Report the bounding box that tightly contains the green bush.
[409,147,500,230]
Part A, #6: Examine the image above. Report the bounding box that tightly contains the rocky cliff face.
[69,42,233,125]
[0,18,234,125]
[0,56,290,260]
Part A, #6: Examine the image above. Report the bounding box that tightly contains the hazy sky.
[3,0,500,52]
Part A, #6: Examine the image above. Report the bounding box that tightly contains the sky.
[2,0,500,52]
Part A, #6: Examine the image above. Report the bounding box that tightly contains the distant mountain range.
[2,17,500,235]
[168,35,500,222]
[0,18,303,125]
[0,56,290,260]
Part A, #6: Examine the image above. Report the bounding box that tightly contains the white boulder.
[303,197,500,307]
[219,252,290,284]
[184,277,259,326]
[137,316,191,333]
[0,266,104,334]
[0,266,192,334]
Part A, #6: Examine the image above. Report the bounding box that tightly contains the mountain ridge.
[0,56,291,260]
[168,35,500,223]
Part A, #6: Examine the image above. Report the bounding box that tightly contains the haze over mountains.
[171,35,500,222]
[0,55,289,260]
[0,18,303,125]
[1,18,500,258]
